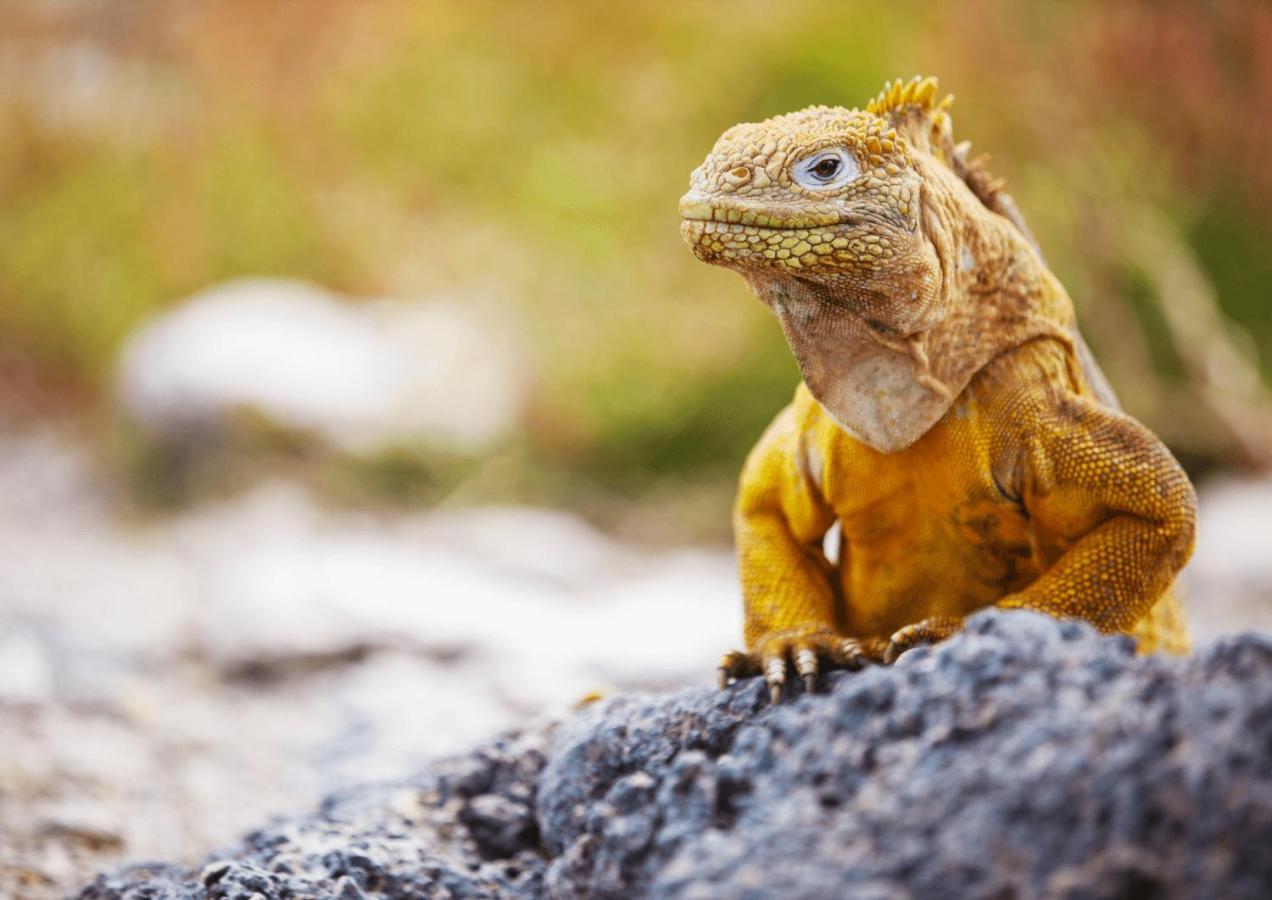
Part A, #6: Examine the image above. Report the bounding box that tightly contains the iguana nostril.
[724,166,752,187]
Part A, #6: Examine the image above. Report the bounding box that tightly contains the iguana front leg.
[885,391,1197,662]
[721,404,870,702]
[995,391,1197,640]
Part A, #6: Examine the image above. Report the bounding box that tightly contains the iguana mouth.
[679,193,840,230]
[681,214,819,233]
[680,194,908,234]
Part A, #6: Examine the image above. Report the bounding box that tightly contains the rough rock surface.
[0,426,744,897]
[77,611,1272,900]
[2,427,1269,899]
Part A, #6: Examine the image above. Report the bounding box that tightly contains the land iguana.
[679,77,1196,702]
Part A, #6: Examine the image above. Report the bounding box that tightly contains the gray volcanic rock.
[78,726,553,900]
[77,611,1272,900]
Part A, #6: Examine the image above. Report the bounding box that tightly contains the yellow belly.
[800,379,1189,653]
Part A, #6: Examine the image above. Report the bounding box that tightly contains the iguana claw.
[717,649,756,688]
[717,629,881,702]
[795,647,819,694]
[764,656,787,703]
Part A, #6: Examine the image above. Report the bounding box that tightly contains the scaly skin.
[680,77,1196,701]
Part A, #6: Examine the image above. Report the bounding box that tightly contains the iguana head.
[681,77,1077,452]
[680,85,943,334]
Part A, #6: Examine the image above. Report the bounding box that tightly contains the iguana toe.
[717,649,757,688]
[764,656,786,703]
[794,647,819,693]
[832,637,869,670]
[884,616,965,664]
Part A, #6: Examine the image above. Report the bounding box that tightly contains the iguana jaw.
[680,217,844,271]
[679,194,911,275]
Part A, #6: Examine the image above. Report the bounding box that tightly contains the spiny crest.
[869,75,1027,244]
[866,75,948,119]
[866,75,955,158]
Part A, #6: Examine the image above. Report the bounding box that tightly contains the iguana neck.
[747,161,1077,453]
[919,154,1072,335]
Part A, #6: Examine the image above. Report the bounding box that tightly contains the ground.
[77,612,1272,899]
[0,425,1269,897]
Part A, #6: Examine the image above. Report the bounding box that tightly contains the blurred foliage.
[0,0,1269,536]
[1191,194,1272,371]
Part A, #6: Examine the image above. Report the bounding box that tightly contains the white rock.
[0,629,55,704]
[1193,477,1272,585]
[1188,476,1272,642]
[191,495,739,700]
[115,279,525,455]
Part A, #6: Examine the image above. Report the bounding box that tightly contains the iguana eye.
[792,148,859,189]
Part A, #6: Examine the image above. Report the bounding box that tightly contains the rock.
[1188,476,1272,642]
[115,279,526,457]
[74,611,1272,899]
[0,627,56,704]
[79,728,552,900]
[6,426,1270,899]
[181,487,737,696]
[0,430,738,899]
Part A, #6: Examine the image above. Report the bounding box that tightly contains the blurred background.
[1,0,1269,895]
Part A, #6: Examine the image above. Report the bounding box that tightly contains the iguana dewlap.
[679,77,1196,702]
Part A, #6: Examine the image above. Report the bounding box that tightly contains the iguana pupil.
[812,157,840,179]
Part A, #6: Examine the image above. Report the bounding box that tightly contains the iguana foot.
[884,616,965,664]
[718,628,876,703]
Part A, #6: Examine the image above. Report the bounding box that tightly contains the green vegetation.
[1,0,1268,533]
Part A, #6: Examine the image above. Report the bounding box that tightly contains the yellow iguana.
[679,77,1196,702]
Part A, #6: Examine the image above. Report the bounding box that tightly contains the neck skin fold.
[745,158,1077,453]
